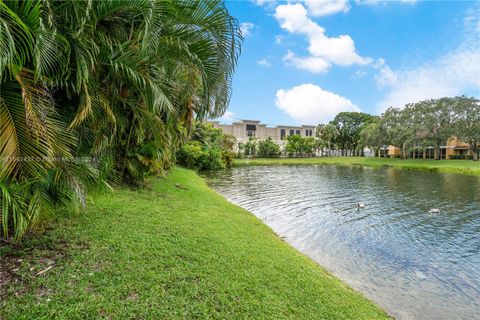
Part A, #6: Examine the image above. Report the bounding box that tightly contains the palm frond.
[0,1,35,75]
[0,180,27,241]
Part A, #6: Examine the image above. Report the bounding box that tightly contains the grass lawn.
[0,167,389,319]
[234,157,480,176]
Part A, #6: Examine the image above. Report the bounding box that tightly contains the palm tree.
[0,0,242,241]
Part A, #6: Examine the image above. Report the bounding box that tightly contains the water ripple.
[203,165,480,320]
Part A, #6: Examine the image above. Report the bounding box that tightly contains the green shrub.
[236,143,245,158]
[177,142,226,170]
[285,135,302,157]
[257,137,281,158]
[448,154,462,160]
[177,123,236,170]
[285,135,317,157]
[221,150,236,167]
[177,141,204,168]
[449,154,471,160]
[244,138,257,157]
[220,133,237,167]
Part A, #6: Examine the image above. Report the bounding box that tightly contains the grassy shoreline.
[234,157,480,176]
[1,167,389,319]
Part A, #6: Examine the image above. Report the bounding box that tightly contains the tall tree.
[412,98,457,160]
[316,123,337,156]
[452,96,480,161]
[382,107,417,159]
[330,112,374,156]
[359,118,386,157]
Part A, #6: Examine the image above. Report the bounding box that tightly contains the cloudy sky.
[215,0,480,126]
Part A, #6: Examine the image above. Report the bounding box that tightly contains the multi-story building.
[208,119,316,145]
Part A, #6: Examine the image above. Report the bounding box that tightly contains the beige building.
[208,119,316,145]
[379,137,475,159]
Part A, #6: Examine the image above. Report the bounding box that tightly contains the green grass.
[0,167,389,319]
[235,157,480,176]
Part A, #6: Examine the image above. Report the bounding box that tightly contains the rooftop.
[209,119,316,129]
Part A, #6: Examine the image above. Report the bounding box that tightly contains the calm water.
[203,165,480,320]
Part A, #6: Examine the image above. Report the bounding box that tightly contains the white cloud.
[214,110,236,123]
[257,58,271,67]
[351,69,367,79]
[464,4,480,36]
[377,7,480,111]
[240,22,254,37]
[303,0,349,17]
[377,50,480,111]
[275,34,284,44]
[274,3,370,73]
[252,0,275,6]
[283,50,330,73]
[373,58,398,87]
[276,83,360,124]
[355,0,417,5]
[252,0,278,10]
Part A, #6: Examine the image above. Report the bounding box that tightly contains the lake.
[203,165,480,320]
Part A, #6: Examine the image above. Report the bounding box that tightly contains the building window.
[296,130,300,135]
[426,148,434,159]
[379,148,388,158]
[305,129,313,137]
[280,129,286,140]
[289,129,294,136]
[246,124,256,138]
[440,147,447,159]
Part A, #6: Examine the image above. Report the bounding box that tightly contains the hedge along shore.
[0,167,389,319]
[234,157,480,177]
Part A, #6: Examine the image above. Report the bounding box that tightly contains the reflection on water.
[203,165,480,320]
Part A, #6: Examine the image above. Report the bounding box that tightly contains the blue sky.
[214,0,480,126]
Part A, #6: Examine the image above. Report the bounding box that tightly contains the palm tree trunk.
[121,123,135,179]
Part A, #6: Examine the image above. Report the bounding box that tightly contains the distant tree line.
[361,96,480,160]
[316,96,480,161]
[236,96,480,162]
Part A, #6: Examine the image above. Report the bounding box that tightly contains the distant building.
[378,137,475,159]
[208,119,316,145]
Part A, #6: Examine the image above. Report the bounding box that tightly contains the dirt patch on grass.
[0,237,89,301]
[0,253,24,300]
